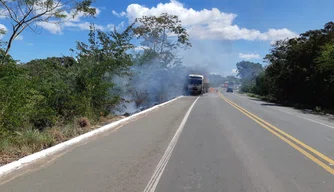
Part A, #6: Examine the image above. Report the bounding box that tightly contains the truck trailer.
[203,77,210,93]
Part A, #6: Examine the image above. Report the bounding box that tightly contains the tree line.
[0,0,193,161]
[0,14,191,132]
[237,21,334,112]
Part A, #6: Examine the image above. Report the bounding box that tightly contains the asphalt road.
[1,91,334,191]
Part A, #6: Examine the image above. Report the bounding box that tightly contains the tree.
[207,74,225,87]
[0,0,96,59]
[225,75,240,85]
[314,41,334,108]
[74,24,135,117]
[0,60,43,130]
[133,13,191,67]
[251,21,334,110]
[236,61,263,92]
[236,61,263,80]
[130,13,191,103]
[24,56,79,128]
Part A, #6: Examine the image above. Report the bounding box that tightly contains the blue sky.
[1,0,333,76]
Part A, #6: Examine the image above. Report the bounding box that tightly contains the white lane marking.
[229,93,334,129]
[272,109,334,129]
[143,97,199,192]
[0,96,184,178]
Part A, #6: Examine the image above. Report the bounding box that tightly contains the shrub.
[78,117,90,128]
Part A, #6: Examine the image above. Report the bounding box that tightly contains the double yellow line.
[219,92,334,175]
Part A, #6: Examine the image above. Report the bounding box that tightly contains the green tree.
[133,13,191,67]
[225,75,240,85]
[74,24,135,118]
[24,56,78,128]
[236,61,263,92]
[0,61,43,131]
[252,21,334,110]
[207,74,225,87]
[130,13,191,103]
[314,41,334,108]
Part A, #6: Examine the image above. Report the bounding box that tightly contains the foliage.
[0,63,43,131]
[74,24,135,117]
[133,13,191,67]
[207,74,225,87]
[24,56,78,128]
[225,76,241,85]
[125,13,191,105]
[0,23,136,133]
[236,61,263,92]
[249,21,334,110]
[0,13,192,163]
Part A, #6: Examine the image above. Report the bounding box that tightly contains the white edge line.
[0,96,184,178]
[231,93,334,129]
[143,96,199,192]
[274,109,334,129]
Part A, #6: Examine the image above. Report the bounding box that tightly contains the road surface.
[1,91,334,191]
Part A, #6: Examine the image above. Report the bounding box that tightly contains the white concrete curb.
[0,96,183,178]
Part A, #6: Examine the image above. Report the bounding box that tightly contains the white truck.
[187,74,204,95]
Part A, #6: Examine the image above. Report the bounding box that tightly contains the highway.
[0,91,334,191]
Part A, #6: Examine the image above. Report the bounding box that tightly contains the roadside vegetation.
[236,22,334,114]
[0,1,192,165]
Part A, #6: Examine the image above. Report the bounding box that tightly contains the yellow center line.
[220,93,334,165]
[218,92,334,175]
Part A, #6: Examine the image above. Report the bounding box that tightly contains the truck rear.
[187,74,204,96]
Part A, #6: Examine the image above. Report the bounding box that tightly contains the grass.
[0,115,123,166]
[246,93,276,103]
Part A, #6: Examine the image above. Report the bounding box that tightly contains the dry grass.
[0,115,124,166]
[77,117,90,128]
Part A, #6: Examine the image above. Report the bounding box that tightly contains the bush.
[0,64,44,131]
[78,117,90,128]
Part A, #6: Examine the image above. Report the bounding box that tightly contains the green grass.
[0,129,57,165]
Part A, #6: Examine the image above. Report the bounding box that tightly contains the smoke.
[181,39,238,76]
[112,38,237,115]
[112,59,190,115]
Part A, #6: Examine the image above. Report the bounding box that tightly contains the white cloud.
[122,0,298,42]
[231,69,238,74]
[36,22,62,34]
[260,28,297,41]
[120,12,126,17]
[0,24,7,39]
[36,6,103,34]
[63,7,101,22]
[107,21,125,31]
[107,24,115,30]
[0,8,8,19]
[112,10,126,17]
[117,21,125,29]
[64,22,105,31]
[112,10,118,16]
[0,24,7,31]
[15,34,23,40]
[134,45,149,51]
[1,3,104,35]
[238,53,261,60]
